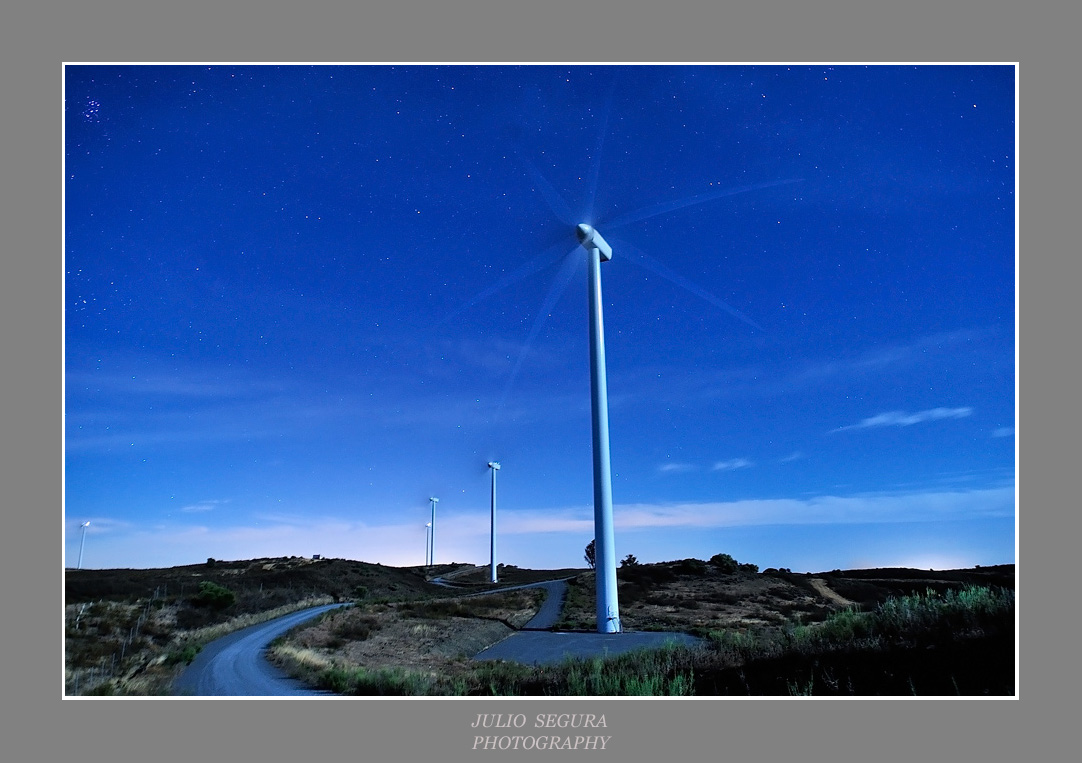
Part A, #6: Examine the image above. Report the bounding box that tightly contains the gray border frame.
[7,0,1065,761]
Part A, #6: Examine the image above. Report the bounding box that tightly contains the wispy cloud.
[830,407,973,433]
[992,426,1015,438]
[794,330,982,385]
[657,462,696,475]
[72,485,1015,571]
[180,499,228,513]
[484,486,1015,536]
[615,487,1013,531]
[712,458,753,472]
[64,349,595,454]
[779,451,805,463]
[617,329,997,409]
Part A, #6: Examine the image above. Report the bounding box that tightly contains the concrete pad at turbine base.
[473,630,701,666]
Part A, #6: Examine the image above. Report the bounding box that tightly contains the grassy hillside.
[65,556,1014,696]
[64,555,453,695]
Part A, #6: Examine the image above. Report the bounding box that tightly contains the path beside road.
[473,579,701,665]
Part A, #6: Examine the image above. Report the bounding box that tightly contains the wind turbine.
[487,461,501,583]
[575,224,622,632]
[539,183,793,633]
[453,81,799,632]
[428,497,439,568]
[77,521,91,570]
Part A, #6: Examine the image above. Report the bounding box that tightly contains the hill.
[64,556,1014,696]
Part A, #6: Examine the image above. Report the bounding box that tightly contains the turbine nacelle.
[576,224,612,262]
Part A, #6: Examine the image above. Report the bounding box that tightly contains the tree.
[620,554,639,568]
[584,539,596,569]
[709,553,739,574]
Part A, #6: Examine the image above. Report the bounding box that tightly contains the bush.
[709,553,738,573]
[676,558,708,576]
[192,581,236,610]
[334,614,382,642]
[165,643,202,666]
[621,554,639,568]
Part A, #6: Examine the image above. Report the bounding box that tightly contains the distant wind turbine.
[77,521,91,570]
[487,461,501,583]
[428,497,439,568]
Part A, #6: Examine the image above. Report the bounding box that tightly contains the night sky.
[64,64,1016,572]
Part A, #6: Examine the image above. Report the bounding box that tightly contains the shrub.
[192,581,236,610]
[709,553,738,573]
[334,614,382,642]
[621,554,639,568]
[165,643,202,666]
[676,558,708,576]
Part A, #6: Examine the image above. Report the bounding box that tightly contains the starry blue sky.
[64,64,1015,572]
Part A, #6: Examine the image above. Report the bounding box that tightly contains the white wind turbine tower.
[487,461,501,583]
[77,521,91,570]
[575,223,621,632]
[428,497,439,568]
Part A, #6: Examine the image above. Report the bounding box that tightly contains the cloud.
[992,426,1015,438]
[779,451,805,463]
[71,485,1015,571]
[830,407,973,433]
[609,487,1014,531]
[493,486,1014,535]
[657,462,696,474]
[794,330,982,385]
[712,458,753,472]
[180,500,228,513]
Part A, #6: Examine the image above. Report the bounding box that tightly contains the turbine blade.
[499,248,582,410]
[443,240,568,322]
[623,243,764,332]
[513,147,578,227]
[584,75,619,222]
[605,178,803,231]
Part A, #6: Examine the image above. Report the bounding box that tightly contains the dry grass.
[65,593,335,695]
[555,567,836,635]
[66,555,1014,695]
[268,589,543,685]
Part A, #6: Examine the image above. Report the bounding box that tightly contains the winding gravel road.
[172,603,348,696]
[172,580,699,694]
